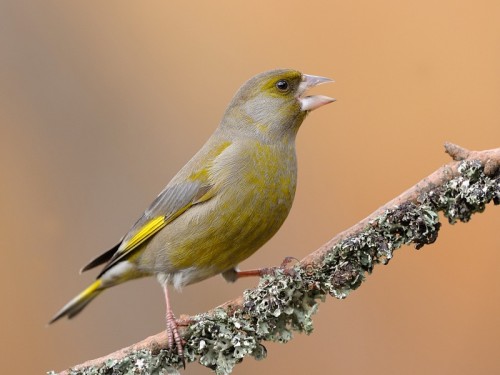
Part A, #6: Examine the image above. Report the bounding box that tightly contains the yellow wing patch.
[121,198,203,254]
[122,216,167,252]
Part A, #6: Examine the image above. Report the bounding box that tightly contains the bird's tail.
[49,279,104,324]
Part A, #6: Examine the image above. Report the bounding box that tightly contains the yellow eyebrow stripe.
[123,216,167,251]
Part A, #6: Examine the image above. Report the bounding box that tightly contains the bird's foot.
[166,309,185,368]
[176,314,194,327]
[280,256,299,269]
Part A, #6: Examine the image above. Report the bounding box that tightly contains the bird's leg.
[222,257,299,282]
[222,267,269,282]
[162,284,184,362]
[234,268,271,278]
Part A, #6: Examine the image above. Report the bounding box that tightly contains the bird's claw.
[176,314,193,327]
[280,256,299,269]
[277,256,299,277]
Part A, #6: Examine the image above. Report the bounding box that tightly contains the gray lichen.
[322,201,441,299]
[426,160,500,223]
[50,159,499,375]
[182,266,323,374]
[48,349,183,375]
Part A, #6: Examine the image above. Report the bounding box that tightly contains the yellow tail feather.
[49,279,103,324]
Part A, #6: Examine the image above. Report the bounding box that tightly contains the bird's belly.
[177,189,291,273]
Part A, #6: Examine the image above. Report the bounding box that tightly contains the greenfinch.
[50,69,334,357]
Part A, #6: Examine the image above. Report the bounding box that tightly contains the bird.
[50,68,335,359]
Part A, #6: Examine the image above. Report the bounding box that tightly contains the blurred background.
[1,1,499,374]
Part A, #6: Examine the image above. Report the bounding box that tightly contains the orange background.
[1,1,499,374]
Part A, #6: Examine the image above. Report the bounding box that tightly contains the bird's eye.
[275,79,290,92]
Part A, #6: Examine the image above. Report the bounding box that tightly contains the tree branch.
[51,144,500,375]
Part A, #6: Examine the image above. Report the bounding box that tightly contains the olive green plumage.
[50,69,334,325]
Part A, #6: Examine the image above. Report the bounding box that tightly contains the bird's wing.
[95,179,216,278]
[82,139,233,277]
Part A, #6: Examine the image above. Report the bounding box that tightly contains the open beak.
[298,74,335,111]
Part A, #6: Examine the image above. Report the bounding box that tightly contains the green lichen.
[50,159,499,375]
[426,160,500,223]
[182,267,325,374]
[48,348,182,375]
[322,201,441,299]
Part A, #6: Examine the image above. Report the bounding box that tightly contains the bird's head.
[221,69,335,140]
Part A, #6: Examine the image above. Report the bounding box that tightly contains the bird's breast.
[194,140,297,267]
[215,140,298,219]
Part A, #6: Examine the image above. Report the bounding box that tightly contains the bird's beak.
[298,74,336,111]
